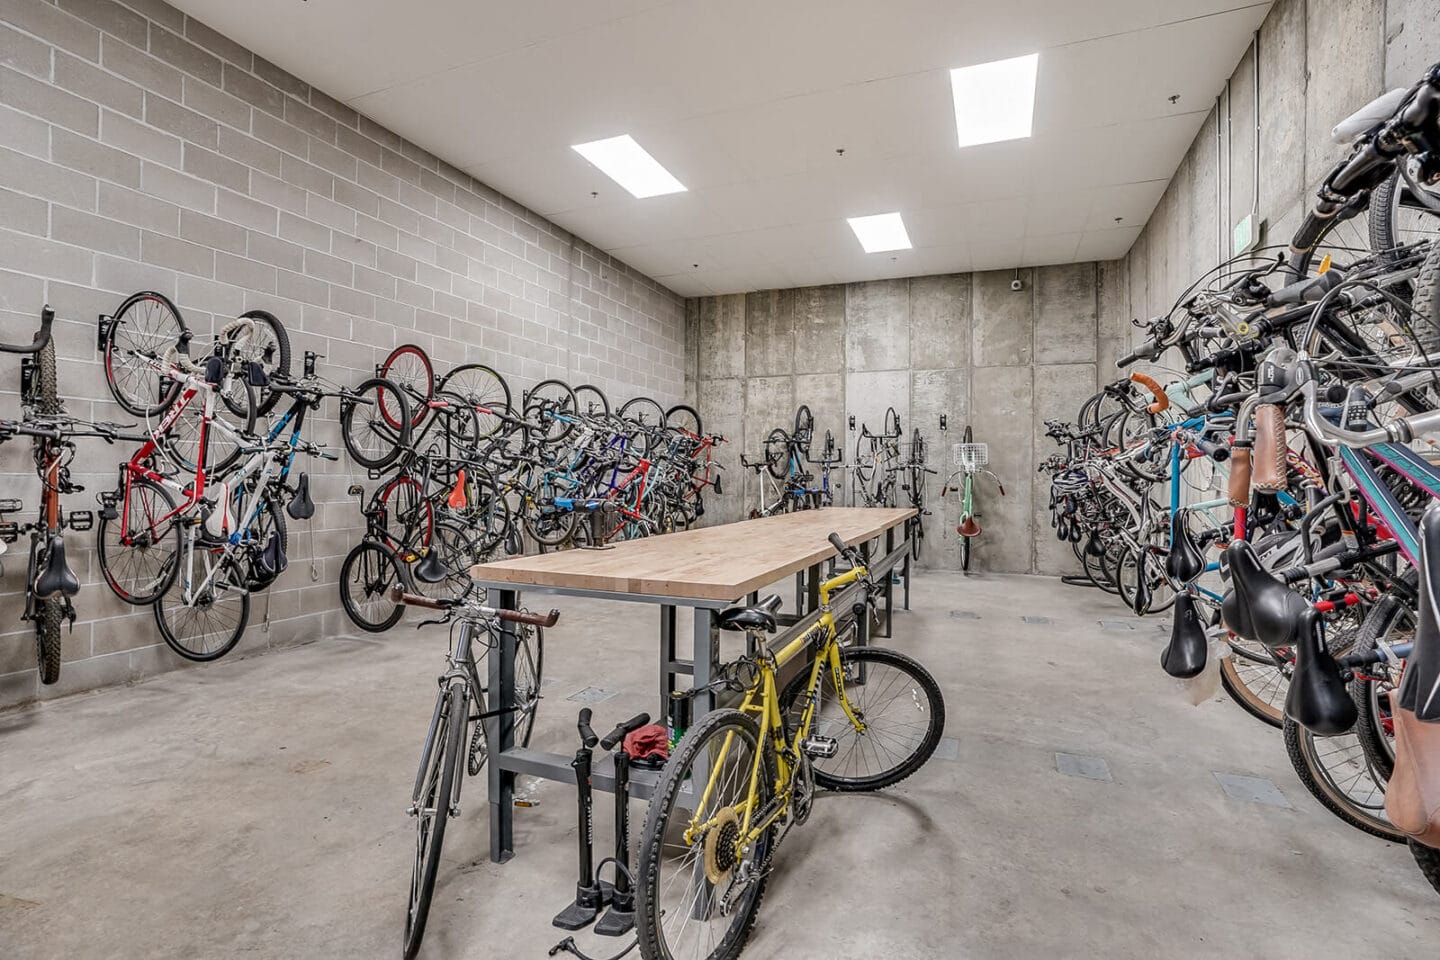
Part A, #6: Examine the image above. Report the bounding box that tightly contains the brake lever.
[417,615,450,629]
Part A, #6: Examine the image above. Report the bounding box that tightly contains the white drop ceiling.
[168,0,1272,296]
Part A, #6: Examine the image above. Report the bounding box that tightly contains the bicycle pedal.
[0,498,21,513]
[800,736,838,759]
[0,522,18,543]
[67,510,94,532]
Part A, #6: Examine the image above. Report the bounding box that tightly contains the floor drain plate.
[932,737,961,761]
[1022,615,1054,625]
[949,610,980,620]
[1056,752,1113,782]
[1098,620,1134,631]
[566,686,617,704]
[1213,772,1291,808]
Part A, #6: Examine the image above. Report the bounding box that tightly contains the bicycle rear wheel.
[573,383,610,418]
[437,362,511,438]
[382,344,434,430]
[342,378,410,471]
[666,403,702,436]
[780,644,944,791]
[404,682,466,960]
[104,291,186,415]
[98,477,183,605]
[1219,636,1287,728]
[340,541,403,632]
[1282,714,1404,841]
[34,595,63,685]
[635,708,775,960]
[764,429,789,480]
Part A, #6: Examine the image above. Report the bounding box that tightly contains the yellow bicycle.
[635,533,945,960]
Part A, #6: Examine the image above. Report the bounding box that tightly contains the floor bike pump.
[594,712,651,937]
[554,708,611,930]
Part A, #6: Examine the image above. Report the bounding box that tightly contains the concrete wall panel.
[1033,263,1097,365]
[973,269,1034,366]
[791,284,846,375]
[844,278,909,371]
[908,274,970,371]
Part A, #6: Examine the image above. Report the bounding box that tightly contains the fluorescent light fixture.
[847,212,912,253]
[571,134,686,198]
[949,52,1039,148]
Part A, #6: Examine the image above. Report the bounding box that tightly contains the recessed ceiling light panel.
[847,212,912,253]
[571,134,686,198]
[949,53,1039,148]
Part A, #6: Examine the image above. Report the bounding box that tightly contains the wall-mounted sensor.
[1010,278,1024,292]
[848,415,856,431]
[939,414,948,431]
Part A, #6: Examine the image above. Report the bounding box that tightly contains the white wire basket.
[953,442,989,471]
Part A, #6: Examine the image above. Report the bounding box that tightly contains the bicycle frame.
[684,564,868,850]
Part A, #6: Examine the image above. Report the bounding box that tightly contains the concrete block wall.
[1098,0,1440,361]
[685,265,1105,576]
[0,0,684,709]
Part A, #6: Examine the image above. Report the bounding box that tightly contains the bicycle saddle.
[957,515,981,537]
[1220,540,1309,651]
[717,594,782,633]
[286,472,315,520]
[1165,513,1205,585]
[1161,591,1208,679]
[34,533,80,599]
[414,548,450,584]
[1286,607,1357,736]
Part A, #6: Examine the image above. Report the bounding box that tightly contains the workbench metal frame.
[475,522,913,863]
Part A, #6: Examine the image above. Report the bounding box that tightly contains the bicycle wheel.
[342,378,410,471]
[793,404,813,453]
[666,403,702,437]
[104,290,186,415]
[780,644,944,791]
[764,428,789,480]
[381,344,434,430]
[29,326,58,413]
[854,435,876,492]
[163,377,255,475]
[1351,588,1415,779]
[619,395,666,455]
[573,383,610,418]
[412,520,477,603]
[35,595,63,685]
[635,708,775,960]
[527,379,579,443]
[524,502,578,547]
[1282,714,1404,841]
[884,406,900,438]
[380,476,433,556]
[432,388,481,466]
[1219,636,1288,728]
[404,682,467,960]
[1370,164,1440,264]
[961,531,972,572]
[153,556,250,661]
[436,362,511,439]
[98,477,182,605]
[340,541,404,632]
[910,515,924,561]
[223,309,291,417]
[469,622,543,775]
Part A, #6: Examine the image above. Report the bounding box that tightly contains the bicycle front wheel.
[1282,714,1404,842]
[636,708,775,960]
[780,645,944,791]
[339,541,404,632]
[153,563,250,661]
[404,682,467,960]
[98,477,182,605]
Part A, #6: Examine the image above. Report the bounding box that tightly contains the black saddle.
[414,548,449,585]
[1220,540,1308,651]
[717,594,782,633]
[286,472,315,520]
[1286,607,1358,736]
[1165,513,1205,585]
[1161,591,1208,679]
[33,534,80,599]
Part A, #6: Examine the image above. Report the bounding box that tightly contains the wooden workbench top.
[469,507,916,602]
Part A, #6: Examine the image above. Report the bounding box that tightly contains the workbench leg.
[794,569,804,613]
[661,603,678,713]
[487,587,518,864]
[806,562,820,613]
[904,551,911,611]
[884,528,895,638]
[691,608,718,724]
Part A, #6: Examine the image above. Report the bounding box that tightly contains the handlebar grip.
[577,708,597,748]
[1252,404,1289,492]
[600,712,652,751]
[387,585,451,610]
[1227,445,1252,506]
[501,607,560,628]
[1116,350,1141,368]
[1129,372,1170,414]
[828,532,848,554]
[1194,437,1230,462]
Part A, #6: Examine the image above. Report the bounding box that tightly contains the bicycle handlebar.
[0,306,54,356]
[386,586,561,627]
[600,712,652,751]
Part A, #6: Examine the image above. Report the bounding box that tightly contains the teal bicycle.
[940,427,1004,571]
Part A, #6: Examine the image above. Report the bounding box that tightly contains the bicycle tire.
[1369,165,1440,264]
[635,708,775,960]
[764,428,790,480]
[794,403,814,453]
[31,330,59,413]
[1219,638,1287,728]
[1410,840,1440,897]
[665,403,702,436]
[411,520,477,603]
[911,515,924,561]
[104,290,186,416]
[1282,713,1404,842]
[854,434,876,490]
[404,682,466,960]
[436,362,511,439]
[779,645,945,791]
[1351,586,1415,781]
[884,406,900,438]
[35,596,63,685]
[342,378,410,470]
[153,561,250,662]
[961,530,972,572]
[572,383,610,419]
[381,344,434,430]
[340,541,404,632]
[98,476,183,605]
[224,309,291,417]
[469,623,543,775]
[380,476,434,555]
[527,379,579,443]
[618,395,665,455]
[431,388,481,468]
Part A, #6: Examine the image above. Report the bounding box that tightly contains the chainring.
[791,752,815,827]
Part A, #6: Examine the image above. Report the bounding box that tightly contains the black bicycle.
[390,588,553,960]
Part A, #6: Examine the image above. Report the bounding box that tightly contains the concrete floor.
[1,571,1436,959]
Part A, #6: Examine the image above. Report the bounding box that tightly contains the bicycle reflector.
[447,469,468,510]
